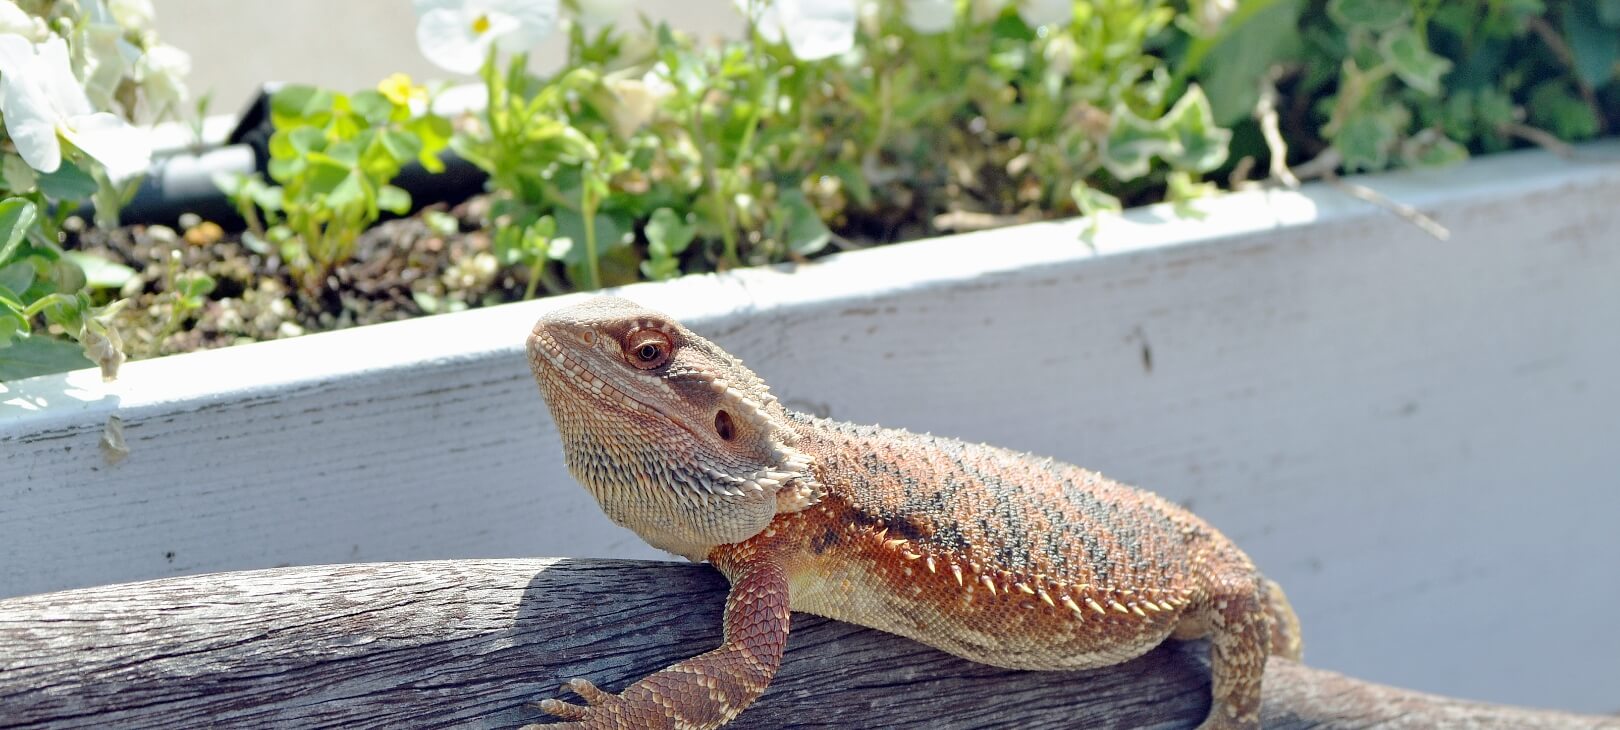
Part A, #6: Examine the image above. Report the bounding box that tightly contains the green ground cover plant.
[436,0,1618,297]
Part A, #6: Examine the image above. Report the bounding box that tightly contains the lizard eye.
[625,330,672,369]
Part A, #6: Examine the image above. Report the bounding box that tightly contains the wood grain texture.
[4,145,1620,712]
[1,559,1611,730]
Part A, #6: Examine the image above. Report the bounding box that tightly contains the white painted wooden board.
[3,145,1619,714]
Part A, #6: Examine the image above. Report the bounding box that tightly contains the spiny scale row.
[853,515,1193,620]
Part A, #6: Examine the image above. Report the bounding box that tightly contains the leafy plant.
[218,79,451,293]
[1187,0,1620,179]
[0,197,125,381]
[0,0,192,382]
[451,0,1604,298]
[448,40,652,294]
[154,250,215,346]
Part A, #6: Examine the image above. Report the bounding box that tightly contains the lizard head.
[527,296,820,560]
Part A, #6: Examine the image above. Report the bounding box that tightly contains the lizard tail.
[1263,578,1304,661]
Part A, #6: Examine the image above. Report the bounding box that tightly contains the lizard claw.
[562,677,613,706]
[536,696,591,721]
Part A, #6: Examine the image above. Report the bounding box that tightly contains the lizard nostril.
[580,331,595,345]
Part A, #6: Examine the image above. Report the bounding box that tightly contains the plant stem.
[581,179,601,291]
[524,257,545,300]
[690,105,739,267]
[241,198,266,241]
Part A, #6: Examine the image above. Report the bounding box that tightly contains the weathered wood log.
[0,559,1611,729]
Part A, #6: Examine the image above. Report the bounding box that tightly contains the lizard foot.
[522,678,626,729]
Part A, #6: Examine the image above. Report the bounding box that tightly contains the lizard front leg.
[528,549,791,730]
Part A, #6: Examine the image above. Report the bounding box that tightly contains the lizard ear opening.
[715,410,736,441]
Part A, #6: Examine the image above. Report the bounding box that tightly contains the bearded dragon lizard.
[523,296,1302,729]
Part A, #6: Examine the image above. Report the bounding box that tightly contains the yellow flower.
[378,73,425,107]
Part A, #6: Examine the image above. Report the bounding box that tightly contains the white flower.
[133,42,190,124]
[736,0,857,61]
[0,1,46,41]
[1042,31,1077,76]
[606,66,674,138]
[414,0,559,74]
[1015,0,1072,27]
[904,0,956,34]
[0,34,151,182]
[76,0,143,113]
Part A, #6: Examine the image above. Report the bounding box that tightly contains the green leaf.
[1400,129,1469,168]
[268,128,330,161]
[1327,0,1408,30]
[553,209,628,264]
[1474,87,1517,129]
[640,257,682,281]
[267,131,293,161]
[63,251,136,289]
[211,171,248,197]
[350,90,395,126]
[323,170,369,212]
[36,160,98,202]
[34,292,84,330]
[406,114,452,173]
[0,333,95,381]
[645,207,696,256]
[1379,28,1452,95]
[321,138,365,167]
[176,271,216,300]
[1564,2,1620,88]
[778,190,831,256]
[1197,0,1304,126]
[1334,111,1397,171]
[271,85,337,126]
[1527,82,1601,140]
[252,183,285,212]
[828,160,874,208]
[492,225,524,266]
[424,210,460,237]
[376,129,423,167]
[528,215,557,241]
[411,290,444,314]
[1160,85,1232,172]
[267,156,306,183]
[1102,104,1174,180]
[50,257,86,294]
[377,184,411,215]
[0,309,22,345]
[1070,181,1123,217]
[504,215,556,267]
[0,198,37,267]
[0,260,33,296]
[2,154,36,193]
[564,243,641,290]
